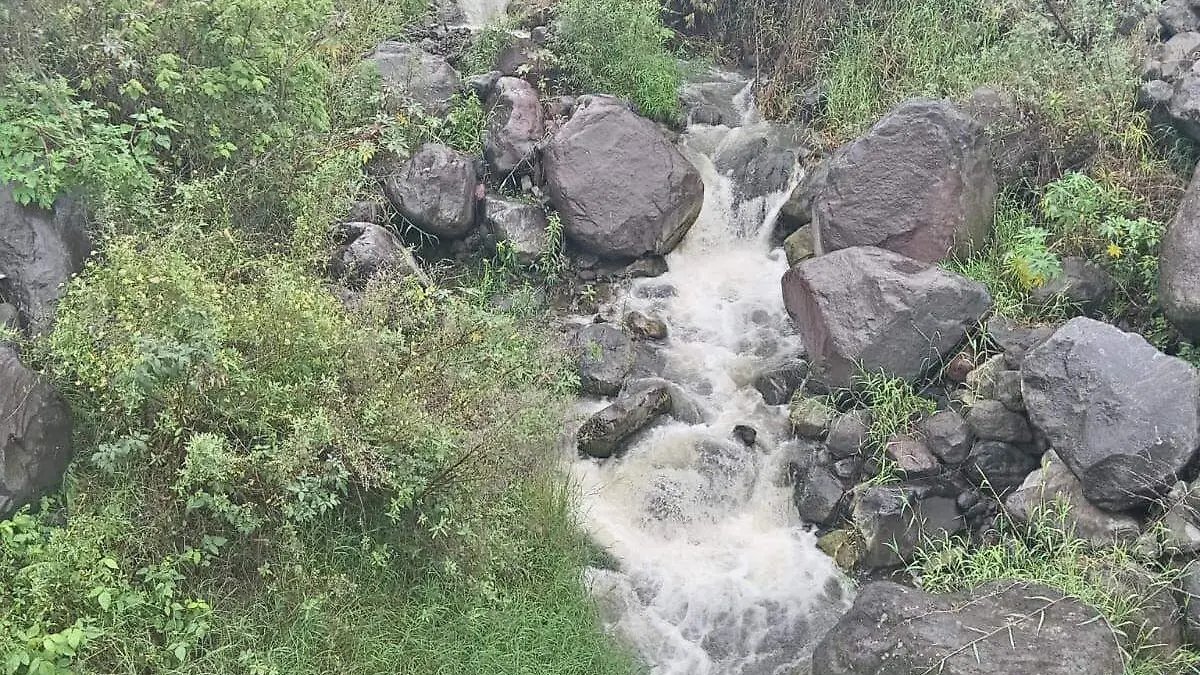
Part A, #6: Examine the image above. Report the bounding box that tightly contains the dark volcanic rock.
[369,42,461,115]
[964,441,1039,496]
[0,347,73,518]
[544,96,704,260]
[782,246,991,388]
[484,77,545,179]
[382,144,478,239]
[1161,164,1200,339]
[578,385,672,458]
[810,99,996,263]
[577,323,635,396]
[1021,317,1200,511]
[918,410,973,464]
[811,581,1123,675]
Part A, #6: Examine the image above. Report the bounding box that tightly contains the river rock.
[790,395,835,439]
[1005,451,1141,547]
[622,311,668,340]
[965,400,1033,444]
[484,77,545,179]
[885,436,940,477]
[811,580,1123,675]
[918,410,973,464]
[782,246,992,388]
[0,347,73,518]
[711,126,801,201]
[1029,256,1114,314]
[1021,317,1200,511]
[383,144,478,239]
[779,160,829,229]
[369,42,461,115]
[1143,32,1200,82]
[753,362,810,406]
[483,195,548,266]
[783,225,816,266]
[620,377,707,425]
[0,185,92,335]
[993,370,1024,411]
[578,385,672,458]
[827,409,871,459]
[852,483,963,568]
[795,463,848,527]
[810,99,996,263]
[964,441,1038,495]
[986,315,1054,368]
[1160,0,1200,37]
[330,222,423,285]
[544,95,704,260]
[577,323,635,396]
[1161,164,1200,338]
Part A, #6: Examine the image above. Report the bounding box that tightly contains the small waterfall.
[455,0,509,28]
[568,71,852,675]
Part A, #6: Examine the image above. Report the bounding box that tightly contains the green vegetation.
[0,0,639,673]
[555,0,682,120]
[845,371,937,486]
[913,501,1200,674]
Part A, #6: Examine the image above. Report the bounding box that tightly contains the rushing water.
[455,0,509,28]
[567,71,853,675]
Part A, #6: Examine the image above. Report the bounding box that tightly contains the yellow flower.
[1106,243,1123,259]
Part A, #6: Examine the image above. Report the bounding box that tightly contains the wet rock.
[795,463,848,527]
[810,99,995,263]
[1006,451,1140,547]
[733,425,757,446]
[369,42,461,115]
[827,409,871,459]
[965,400,1033,445]
[885,435,940,477]
[483,195,548,266]
[688,103,725,126]
[1,347,73,518]
[918,410,973,465]
[620,377,707,425]
[544,95,704,260]
[986,315,1054,368]
[964,441,1038,496]
[0,186,91,335]
[783,225,816,266]
[816,529,863,570]
[578,385,672,458]
[1022,317,1200,512]
[1029,256,1115,315]
[993,369,1024,411]
[622,310,668,340]
[812,581,1124,675]
[782,246,992,388]
[330,222,423,286]
[753,362,810,406]
[851,483,963,568]
[484,77,545,179]
[779,160,829,229]
[1161,164,1200,339]
[789,396,835,439]
[712,126,801,201]
[382,144,478,239]
[625,255,669,278]
[577,323,635,396]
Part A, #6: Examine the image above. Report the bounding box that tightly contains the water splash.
[455,0,509,28]
[568,71,852,674]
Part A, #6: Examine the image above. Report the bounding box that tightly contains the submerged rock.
[578,385,672,458]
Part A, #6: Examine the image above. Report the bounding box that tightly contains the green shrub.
[912,500,1200,673]
[555,0,682,120]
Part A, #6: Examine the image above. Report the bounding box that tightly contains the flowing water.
[567,71,853,675]
[455,0,509,28]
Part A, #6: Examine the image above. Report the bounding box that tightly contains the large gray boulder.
[782,246,992,388]
[543,96,704,260]
[852,483,963,568]
[368,42,461,115]
[484,77,545,179]
[577,323,635,396]
[810,99,996,263]
[0,185,92,335]
[1,347,73,518]
[812,581,1123,675]
[382,144,478,240]
[1021,317,1200,512]
[1161,164,1200,338]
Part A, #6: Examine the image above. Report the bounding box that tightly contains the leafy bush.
[555,0,682,120]
[912,500,1200,673]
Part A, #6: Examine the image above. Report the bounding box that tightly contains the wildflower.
[1106,243,1122,259]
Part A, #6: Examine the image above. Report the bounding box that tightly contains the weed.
[555,0,682,120]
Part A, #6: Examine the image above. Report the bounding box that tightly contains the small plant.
[536,211,569,280]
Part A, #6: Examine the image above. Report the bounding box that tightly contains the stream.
[566,72,852,674]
